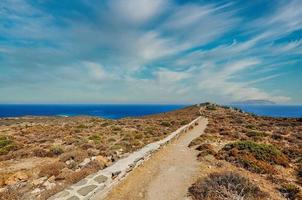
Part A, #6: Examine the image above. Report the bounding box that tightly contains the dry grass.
[189,172,267,200]
[191,104,302,199]
[0,187,22,200]
[39,161,66,177]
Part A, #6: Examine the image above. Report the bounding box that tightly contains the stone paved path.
[48,116,202,200]
[96,118,207,200]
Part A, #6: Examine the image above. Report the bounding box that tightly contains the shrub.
[59,150,88,163]
[180,120,189,125]
[0,136,15,155]
[88,134,101,143]
[223,141,289,166]
[246,130,268,138]
[77,124,87,129]
[278,184,301,200]
[282,147,302,160]
[195,144,216,158]
[112,126,122,131]
[39,161,65,177]
[188,172,267,200]
[50,145,64,156]
[33,148,48,157]
[297,165,302,182]
[160,121,171,127]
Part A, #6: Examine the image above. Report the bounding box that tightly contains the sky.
[0,0,302,104]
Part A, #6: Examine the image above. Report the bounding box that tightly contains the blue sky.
[0,0,301,104]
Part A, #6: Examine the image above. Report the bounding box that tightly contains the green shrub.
[88,134,101,143]
[160,121,171,127]
[0,136,15,155]
[246,130,268,138]
[279,184,301,200]
[77,124,87,129]
[50,145,64,155]
[223,141,288,166]
[180,120,189,125]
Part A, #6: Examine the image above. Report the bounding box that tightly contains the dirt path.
[101,118,207,200]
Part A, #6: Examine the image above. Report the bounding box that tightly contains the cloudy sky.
[0,0,301,104]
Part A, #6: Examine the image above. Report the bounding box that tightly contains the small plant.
[195,143,216,158]
[246,130,268,138]
[50,145,64,156]
[77,124,87,129]
[88,134,101,143]
[160,121,171,127]
[297,165,302,182]
[112,126,122,131]
[39,161,65,177]
[188,172,267,200]
[278,184,301,200]
[59,150,88,163]
[180,120,189,125]
[0,136,15,155]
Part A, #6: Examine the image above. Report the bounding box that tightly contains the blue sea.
[229,105,302,118]
[0,104,301,119]
[0,104,186,119]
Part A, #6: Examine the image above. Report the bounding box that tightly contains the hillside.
[0,106,200,199]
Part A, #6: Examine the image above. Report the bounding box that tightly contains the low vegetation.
[189,172,267,200]
[0,136,15,155]
[189,103,302,199]
[0,105,200,199]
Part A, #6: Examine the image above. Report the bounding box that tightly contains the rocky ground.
[189,103,302,200]
[0,105,200,200]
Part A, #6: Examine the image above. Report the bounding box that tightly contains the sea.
[228,104,302,118]
[0,104,301,119]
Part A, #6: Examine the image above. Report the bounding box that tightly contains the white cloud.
[108,0,167,25]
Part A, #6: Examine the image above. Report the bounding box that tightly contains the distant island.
[231,99,276,105]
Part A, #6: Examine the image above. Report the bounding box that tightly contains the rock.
[32,177,47,186]
[111,171,121,179]
[56,168,73,180]
[87,148,100,156]
[4,176,17,186]
[43,180,56,190]
[31,188,42,194]
[79,158,91,168]
[95,155,109,168]
[48,175,56,182]
[14,171,28,181]
[66,159,77,168]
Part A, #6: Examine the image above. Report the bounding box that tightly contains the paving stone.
[73,178,87,187]
[77,185,97,196]
[66,196,80,200]
[86,173,97,179]
[48,190,69,199]
[94,175,108,184]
